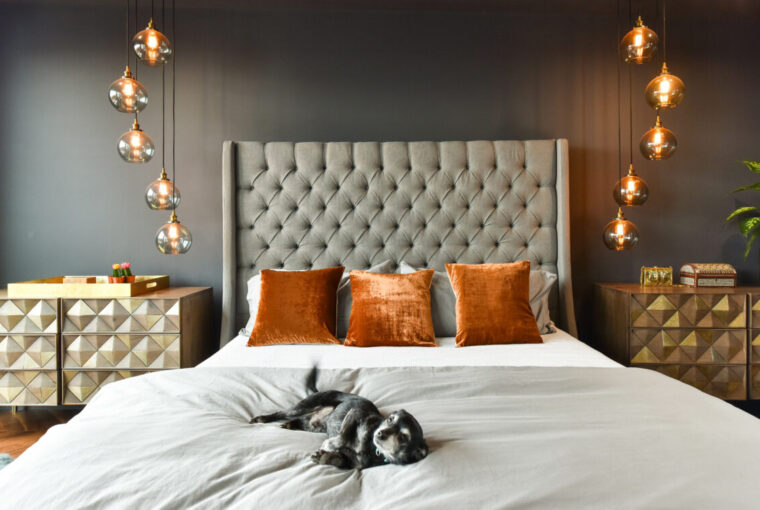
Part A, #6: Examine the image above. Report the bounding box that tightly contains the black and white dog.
[250,367,428,470]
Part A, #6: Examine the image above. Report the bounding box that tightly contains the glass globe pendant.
[146,168,181,210]
[645,62,685,110]
[613,164,649,206]
[619,16,658,64]
[640,115,677,160]
[117,118,155,163]
[107,65,148,113]
[156,211,192,254]
[133,18,172,67]
[603,208,640,251]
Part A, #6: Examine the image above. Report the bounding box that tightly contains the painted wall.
[1,1,759,346]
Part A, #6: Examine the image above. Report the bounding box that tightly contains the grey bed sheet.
[1,365,759,509]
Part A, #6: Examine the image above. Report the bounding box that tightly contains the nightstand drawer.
[0,298,58,334]
[62,334,180,369]
[751,367,760,399]
[630,329,746,364]
[62,370,152,405]
[645,364,746,400]
[62,298,180,333]
[0,335,58,370]
[631,293,746,329]
[0,370,58,405]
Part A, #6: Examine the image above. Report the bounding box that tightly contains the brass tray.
[7,275,170,298]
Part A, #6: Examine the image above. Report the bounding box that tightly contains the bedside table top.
[596,283,760,294]
[0,286,212,299]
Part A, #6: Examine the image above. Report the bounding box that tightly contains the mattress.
[201,329,620,369]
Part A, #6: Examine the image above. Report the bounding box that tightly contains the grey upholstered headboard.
[220,140,576,346]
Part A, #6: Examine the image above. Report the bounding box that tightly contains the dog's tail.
[305,365,319,395]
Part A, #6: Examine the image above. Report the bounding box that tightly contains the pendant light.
[603,208,640,250]
[117,117,155,163]
[108,0,148,113]
[640,114,677,160]
[644,4,685,109]
[614,64,648,206]
[156,0,191,254]
[619,15,658,64]
[133,17,172,66]
[146,64,180,210]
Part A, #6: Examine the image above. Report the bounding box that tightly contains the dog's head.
[373,410,428,465]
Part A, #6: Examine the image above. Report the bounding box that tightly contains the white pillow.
[398,262,557,336]
[240,261,395,338]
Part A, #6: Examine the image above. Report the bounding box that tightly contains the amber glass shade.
[603,208,639,250]
[155,212,192,254]
[133,18,172,66]
[117,119,155,163]
[145,168,181,210]
[613,164,649,206]
[619,16,658,64]
[107,66,147,113]
[645,62,685,110]
[640,115,677,160]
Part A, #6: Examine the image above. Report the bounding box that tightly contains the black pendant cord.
[628,61,633,166]
[662,0,667,63]
[616,0,623,184]
[134,0,139,80]
[162,61,166,170]
[171,0,176,210]
[125,0,130,68]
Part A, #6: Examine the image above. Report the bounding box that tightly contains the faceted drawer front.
[630,293,746,329]
[630,329,746,364]
[0,299,58,334]
[752,367,760,399]
[62,370,150,405]
[751,329,760,399]
[0,335,58,370]
[63,334,180,369]
[62,298,180,333]
[0,370,58,405]
[646,364,746,400]
[751,295,760,328]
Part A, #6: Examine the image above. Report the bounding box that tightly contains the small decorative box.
[640,266,673,286]
[679,263,737,288]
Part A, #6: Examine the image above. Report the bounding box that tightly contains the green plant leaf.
[746,230,760,259]
[732,182,760,193]
[738,216,760,236]
[743,160,760,173]
[726,206,759,222]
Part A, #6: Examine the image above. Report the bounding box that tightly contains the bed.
[1,140,759,509]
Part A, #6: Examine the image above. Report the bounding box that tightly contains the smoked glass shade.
[133,18,172,67]
[117,119,155,163]
[619,16,658,64]
[156,212,192,254]
[107,66,148,113]
[645,62,685,110]
[146,168,181,210]
[603,208,639,251]
[613,164,649,206]
[640,115,677,160]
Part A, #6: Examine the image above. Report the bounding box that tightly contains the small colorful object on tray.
[679,263,737,288]
[640,266,673,287]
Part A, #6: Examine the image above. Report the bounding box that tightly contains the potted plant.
[109,263,125,283]
[122,262,135,283]
[727,160,760,258]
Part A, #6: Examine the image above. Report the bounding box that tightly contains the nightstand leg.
[11,405,18,415]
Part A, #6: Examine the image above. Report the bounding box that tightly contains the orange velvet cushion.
[445,261,543,346]
[248,266,344,346]
[344,269,436,347]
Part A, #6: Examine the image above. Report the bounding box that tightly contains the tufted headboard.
[220,140,577,346]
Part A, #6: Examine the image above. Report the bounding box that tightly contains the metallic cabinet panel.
[630,293,746,329]
[630,328,746,364]
[0,299,58,334]
[0,370,58,405]
[643,364,746,400]
[62,370,151,405]
[62,334,180,370]
[0,335,58,370]
[62,298,180,333]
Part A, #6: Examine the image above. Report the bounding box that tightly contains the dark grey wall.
[2,1,760,346]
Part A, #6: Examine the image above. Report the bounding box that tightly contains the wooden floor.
[0,408,79,458]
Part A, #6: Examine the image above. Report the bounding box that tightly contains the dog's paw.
[310,450,328,464]
[311,449,347,468]
[280,420,297,430]
[250,416,265,424]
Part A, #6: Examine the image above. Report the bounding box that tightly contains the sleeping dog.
[250,367,428,470]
